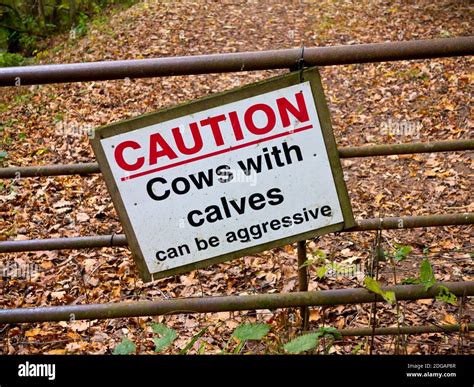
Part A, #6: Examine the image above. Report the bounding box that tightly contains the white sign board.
[91,68,354,281]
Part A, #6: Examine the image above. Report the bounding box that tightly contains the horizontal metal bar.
[349,213,473,232]
[0,213,471,253]
[338,323,473,337]
[0,163,100,178]
[0,234,128,252]
[0,37,472,86]
[9,323,473,341]
[0,281,470,323]
[1,139,472,179]
[338,139,474,158]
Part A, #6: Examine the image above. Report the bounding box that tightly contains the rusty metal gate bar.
[0,282,471,324]
[0,37,472,86]
[1,138,473,179]
[0,37,472,332]
[336,323,474,337]
[1,213,472,253]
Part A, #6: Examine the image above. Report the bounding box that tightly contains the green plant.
[113,337,136,355]
[351,343,364,354]
[419,258,436,290]
[230,323,270,354]
[401,258,458,306]
[151,323,177,353]
[300,249,329,279]
[0,1,138,57]
[111,322,271,355]
[283,327,342,354]
[364,276,396,304]
[73,12,90,38]
[0,52,25,67]
[299,248,327,268]
[300,249,359,280]
[392,244,413,262]
[0,150,7,163]
[284,333,319,354]
[436,285,458,306]
[402,258,436,290]
[18,33,37,54]
[110,323,343,355]
[179,326,209,355]
[316,265,327,279]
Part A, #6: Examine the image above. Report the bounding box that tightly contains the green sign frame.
[90,67,355,281]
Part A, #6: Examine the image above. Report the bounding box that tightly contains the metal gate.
[0,37,473,339]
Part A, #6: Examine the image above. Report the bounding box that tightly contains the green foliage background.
[0,0,136,66]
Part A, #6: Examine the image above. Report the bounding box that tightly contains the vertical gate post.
[297,240,309,329]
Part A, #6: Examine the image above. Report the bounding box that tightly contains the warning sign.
[91,67,354,281]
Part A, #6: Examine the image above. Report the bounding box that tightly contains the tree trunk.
[37,0,46,27]
[69,0,77,25]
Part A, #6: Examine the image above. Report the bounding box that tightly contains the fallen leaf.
[50,291,66,300]
[76,212,90,222]
[443,314,457,325]
[47,349,66,354]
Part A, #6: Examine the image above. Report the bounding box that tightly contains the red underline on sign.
[120,124,314,181]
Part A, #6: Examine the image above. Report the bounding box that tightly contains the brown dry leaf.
[86,277,99,287]
[282,279,296,292]
[213,312,230,322]
[52,199,72,208]
[50,291,66,300]
[71,321,89,332]
[375,194,384,205]
[225,320,239,330]
[180,273,197,286]
[82,258,96,273]
[309,309,321,322]
[416,299,434,305]
[24,328,43,337]
[40,261,54,270]
[65,342,88,352]
[47,349,67,355]
[66,332,82,340]
[443,314,457,325]
[111,286,121,298]
[76,212,90,222]
[340,248,352,257]
[335,317,345,330]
